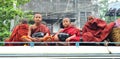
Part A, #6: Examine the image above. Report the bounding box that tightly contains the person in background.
[5,19,29,46]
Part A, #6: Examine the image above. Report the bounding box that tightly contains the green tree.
[99,0,120,23]
[0,0,29,45]
[99,0,108,20]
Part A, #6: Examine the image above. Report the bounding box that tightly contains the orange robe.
[60,25,81,42]
[82,18,115,42]
[5,24,29,46]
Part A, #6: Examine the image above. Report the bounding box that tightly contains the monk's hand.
[66,38,71,42]
[38,38,44,42]
[31,38,37,42]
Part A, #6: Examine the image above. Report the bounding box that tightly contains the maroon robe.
[31,23,50,36]
[82,18,115,42]
[5,24,29,46]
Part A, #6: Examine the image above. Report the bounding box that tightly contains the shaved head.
[33,13,42,23]
[62,18,71,22]
[62,17,71,28]
[34,13,42,18]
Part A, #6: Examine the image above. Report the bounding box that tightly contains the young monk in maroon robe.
[5,19,29,46]
[27,13,50,42]
[82,16,115,42]
[54,18,81,44]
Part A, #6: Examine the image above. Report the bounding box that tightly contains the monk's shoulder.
[40,23,46,27]
[40,23,48,28]
[72,26,80,32]
[70,25,79,30]
[75,27,82,31]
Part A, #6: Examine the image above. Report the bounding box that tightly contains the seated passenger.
[54,18,81,45]
[27,13,50,44]
[5,19,29,46]
[82,16,115,42]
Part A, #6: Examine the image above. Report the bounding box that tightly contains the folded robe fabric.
[5,24,29,46]
[31,23,50,36]
[82,18,115,42]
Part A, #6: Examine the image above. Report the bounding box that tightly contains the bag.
[58,33,70,41]
[32,32,45,38]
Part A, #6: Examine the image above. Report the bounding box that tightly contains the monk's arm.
[66,34,76,42]
[54,29,64,41]
[27,25,35,41]
[28,26,32,38]
[53,29,64,36]
[43,33,49,39]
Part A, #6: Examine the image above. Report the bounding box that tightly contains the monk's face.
[87,16,94,23]
[87,19,92,23]
[62,18,71,28]
[34,14,42,23]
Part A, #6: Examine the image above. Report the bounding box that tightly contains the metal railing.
[1,42,120,46]
[0,42,120,57]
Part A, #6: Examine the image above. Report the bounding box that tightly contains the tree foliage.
[0,0,30,44]
[99,0,120,23]
[99,0,108,20]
